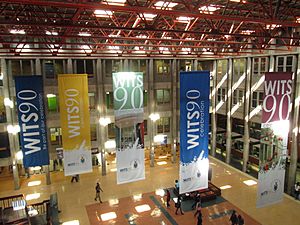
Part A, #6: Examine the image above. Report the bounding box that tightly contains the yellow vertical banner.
[58,74,92,176]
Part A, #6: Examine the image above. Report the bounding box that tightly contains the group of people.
[166,184,247,225]
[165,188,203,225]
[230,210,245,225]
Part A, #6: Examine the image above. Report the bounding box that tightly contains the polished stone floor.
[0,156,299,225]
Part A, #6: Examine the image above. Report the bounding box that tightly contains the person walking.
[165,189,171,208]
[294,182,300,200]
[95,182,103,203]
[238,214,244,225]
[194,198,202,217]
[175,195,184,215]
[229,210,238,225]
[197,211,203,225]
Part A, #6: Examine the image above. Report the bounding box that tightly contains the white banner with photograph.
[113,72,145,184]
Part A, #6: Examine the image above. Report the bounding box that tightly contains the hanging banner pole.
[58,74,92,176]
[179,71,210,194]
[15,76,49,168]
[113,72,145,184]
[257,72,292,208]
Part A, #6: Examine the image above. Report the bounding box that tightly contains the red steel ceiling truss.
[0,0,299,57]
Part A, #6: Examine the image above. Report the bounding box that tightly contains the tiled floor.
[0,156,300,225]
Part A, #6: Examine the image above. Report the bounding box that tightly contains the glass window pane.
[76,60,85,74]
[0,95,6,123]
[90,124,97,141]
[86,60,94,77]
[22,60,32,75]
[88,93,95,110]
[11,60,21,76]
[44,60,55,78]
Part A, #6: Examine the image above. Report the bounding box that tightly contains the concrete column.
[2,59,20,190]
[225,59,233,164]
[171,59,177,163]
[242,57,252,172]
[287,54,300,194]
[269,55,275,72]
[96,59,107,175]
[148,59,155,167]
[211,60,217,156]
[123,59,129,71]
[193,59,198,71]
[67,58,73,73]
[35,58,42,75]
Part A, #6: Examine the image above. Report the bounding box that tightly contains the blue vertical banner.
[15,76,49,168]
[179,71,210,194]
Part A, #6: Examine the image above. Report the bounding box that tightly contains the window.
[276,55,294,72]
[238,90,244,103]
[88,93,96,110]
[258,92,264,105]
[253,57,268,76]
[252,92,258,108]
[75,59,95,78]
[217,60,227,76]
[49,128,62,145]
[156,89,170,105]
[155,60,170,75]
[105,92,114,110]
[90,124,97,141]
[11,60,35,76]
[0,95,6,123]
[157,117,170,133]
[108,123,115,139]
[233,90,238,105]
[217,88,226,103]
[43,59,65,79]
[233,58,246,77]
[197,61,213,71]
[179,60,192,71]
[104,59,122,77]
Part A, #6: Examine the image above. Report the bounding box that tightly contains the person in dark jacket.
[197,211,203,225]
[230,210,238,225]
[238,214,244,225]
[165,189,171,208]
[95,182,103,203]
[175,195,184,215]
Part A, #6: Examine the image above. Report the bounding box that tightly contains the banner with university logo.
[257,72,292,208]
[15,76,49,167]
[58,74,92,176]
[113,72,145,184]
[179,71,210,194]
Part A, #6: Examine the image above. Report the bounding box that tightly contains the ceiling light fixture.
[154,1,178,9]
[10,29,26,34]
[176,16,194,23]
[104,0,126,6]
[78,32,91,37]
[199,5,221,14]
[94,10,113,17]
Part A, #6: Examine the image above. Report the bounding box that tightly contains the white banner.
[116,141,145,184]
[113,72,145,184]
[257,72,292,208]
